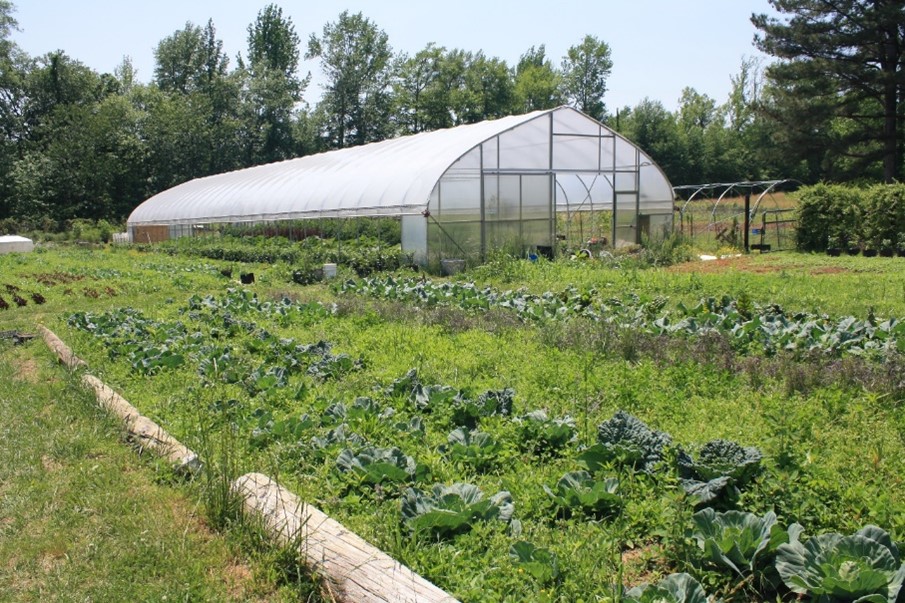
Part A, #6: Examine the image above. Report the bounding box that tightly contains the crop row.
[62,287,904,601]
[340,276,904,358]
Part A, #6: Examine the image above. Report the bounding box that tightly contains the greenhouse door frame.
[479,170,555,260]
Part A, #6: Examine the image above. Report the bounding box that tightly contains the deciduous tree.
[561,35,613,121]
[307,11,393,148]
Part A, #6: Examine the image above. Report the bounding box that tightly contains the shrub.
[863,184,905,249]
[795,184,865,251]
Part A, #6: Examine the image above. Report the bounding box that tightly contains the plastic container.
[323,263,338,278]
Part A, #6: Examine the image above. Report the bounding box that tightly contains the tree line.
[0,0,902,229]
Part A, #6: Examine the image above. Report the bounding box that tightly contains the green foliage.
[623,572,711,603]
[795,183,865,251]
[753,1,905,183]
[400,483,514,539]
[544,470,622,519]
[863,184,905,249]
[775,524,905,603]
[578,410,672,473]
[509,540,561,584]
[561,34,612,121]
[306,10,394,148]
[691,508,784,577]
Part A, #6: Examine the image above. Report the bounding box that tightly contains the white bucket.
[323,263,338,278]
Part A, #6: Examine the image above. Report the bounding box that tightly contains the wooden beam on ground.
[80,374,200,475]
[39,325,86,369]
[233,472,459,603]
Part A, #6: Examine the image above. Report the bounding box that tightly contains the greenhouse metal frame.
[127,106,675,265]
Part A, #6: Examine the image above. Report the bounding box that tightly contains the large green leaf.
[544,470,622,519]
[509,541,560,584]
[776,525,905,602]
[624,572,710,603]
[691,508,779,576]
[591,411,672,472]
[401,483,514,539]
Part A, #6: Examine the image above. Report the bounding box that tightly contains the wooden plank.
[39,325,87,369]
[80,374,201,475]
[233,472,460,603]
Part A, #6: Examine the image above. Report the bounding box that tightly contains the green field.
[1,244,903,602]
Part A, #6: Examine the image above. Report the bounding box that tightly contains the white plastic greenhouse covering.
[128,106,674,263]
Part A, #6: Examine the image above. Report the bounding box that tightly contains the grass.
[0,311,323,601]
[0,343,244,601]
[2,243,904,602]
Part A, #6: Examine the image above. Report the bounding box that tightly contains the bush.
[863,184,905,249]
[795,184,865,251]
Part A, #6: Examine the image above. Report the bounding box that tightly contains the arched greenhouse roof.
[127,106,673,228]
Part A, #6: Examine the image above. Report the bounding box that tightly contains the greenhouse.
[127,106,674,265]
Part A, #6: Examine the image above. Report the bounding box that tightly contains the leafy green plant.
[775,524,905,603]
[509,540,561,584]
[439,427,500,471]
[677,440,763,507]
[335,445,425,486]
[577,411,672,473]
[249,410,314,449]
[400,483,514,539]
[449,388,514,428]
[517,409,576,455]
[544,471,622,519]
[623,572,712,603]
[691,508,786,578]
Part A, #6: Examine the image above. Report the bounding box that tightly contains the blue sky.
[10,0,777,112]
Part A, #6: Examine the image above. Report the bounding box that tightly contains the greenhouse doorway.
[481,173,553,259]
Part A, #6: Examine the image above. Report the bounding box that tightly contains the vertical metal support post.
[744,191,751,253]
[548,112,555,252]
[479,144,486,261]
[634,148,641,245]
[611,133,617,248]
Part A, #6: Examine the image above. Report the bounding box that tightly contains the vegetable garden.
[2,243,904,602]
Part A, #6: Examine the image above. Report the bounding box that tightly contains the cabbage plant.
[544,471,622,519]
[775,524,905,603]
[678,439,762,506]
[439,427,500,471]
[335,445,423,486]
[401,483,514,539]
[623,572,711,603]
[691,508,785,577]
[509,541,560,584]
[518,409,576,454]
[578,411,672,473]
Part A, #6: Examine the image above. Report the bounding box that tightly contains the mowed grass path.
[0,340,289,603]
